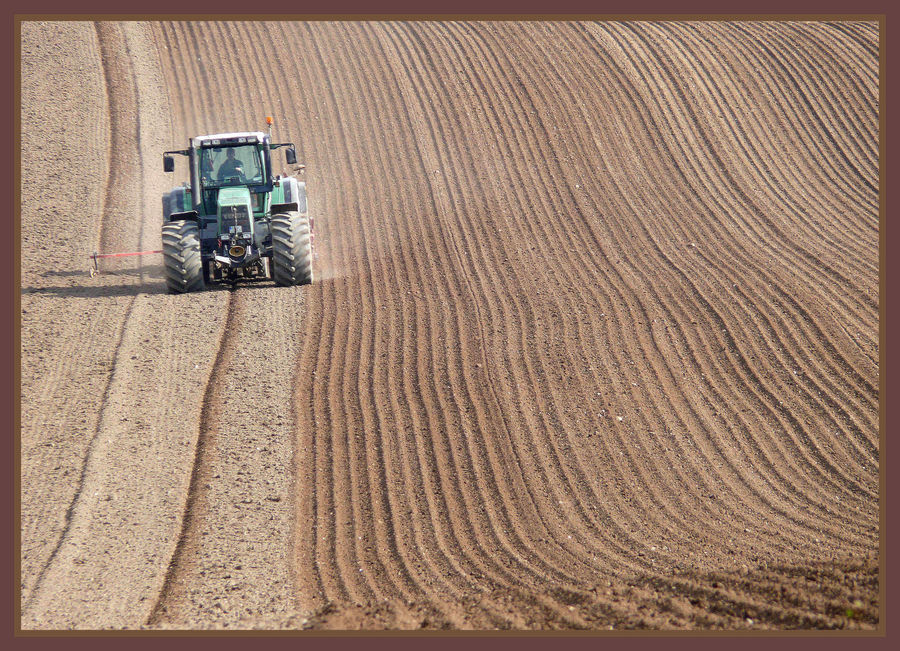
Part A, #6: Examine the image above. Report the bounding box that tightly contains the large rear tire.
[270,211,313,286]
[162,220,205,293]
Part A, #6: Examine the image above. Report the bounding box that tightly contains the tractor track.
[20,20,879,630]
[147,290,238,626]
[22,22,142,613]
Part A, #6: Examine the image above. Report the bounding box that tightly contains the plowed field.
[19,20,880,630]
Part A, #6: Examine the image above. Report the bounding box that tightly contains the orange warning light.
[266,116,273,125]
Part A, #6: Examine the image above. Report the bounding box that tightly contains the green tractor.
[161,122,313,292]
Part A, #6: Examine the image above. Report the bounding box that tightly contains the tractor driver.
[216,147,245,181]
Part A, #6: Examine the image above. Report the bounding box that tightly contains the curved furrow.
[448,22,712,580]
[756,22,878,181]
[153,19,879,628]
[560,19,876,510]
[22,19,879,630]
[638,225,876,501]
[580,22,876,494]
[436,21,844,584]
[626,23,880,422]
[438,20,741,566]
[284,20,467,618]
[243,22,293,139]
[596,23,878,460]
[573,151,873,547]
[228,22,284,126]
[605,24,879,454]
[580,21,876,438]
[168,20,878,628]
[314,21,488,620]
[296,23,396,608]
[285,21,514,623]
[815,23,879,104]
[291,265,337,605]
[377,22,576,590]
[722,21,879,232]
[709,21,879,256]
[544,21,876,536]
[291,22,381,606]
[455,20,825,568]
[474,22,812,552]
[486,19,872,556]
[641,22,879,403]
[661,22,877,279]
[600,21,878,335]
[334,23,443,610]
[730,21,878,208]
[368,22,599,625]
[458,19,872,580]
[307,21,442,609]
[386,20,660,584]
[601,21,878,332]
[722,22,877,215]
[414,20,649,567]
[506,20,836,536]
[341,21,532,623]
[741,21,878,180]
[296,19,588,628]
[825,21,879,68]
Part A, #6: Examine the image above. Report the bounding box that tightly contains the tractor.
[161,120,313,292]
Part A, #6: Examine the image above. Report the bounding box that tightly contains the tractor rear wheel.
[270,211,313,286]
[162,219,205,293]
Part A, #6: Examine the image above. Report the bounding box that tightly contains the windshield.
[199,144,264,187]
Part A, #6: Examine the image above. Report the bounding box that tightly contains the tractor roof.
[193,131,268,146]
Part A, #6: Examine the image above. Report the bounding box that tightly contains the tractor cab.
[199,142,264,187]
[163,130,298,219]
[193,132,272,220]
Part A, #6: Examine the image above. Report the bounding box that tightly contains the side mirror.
[163,155,174,172]
[285,147,297,165]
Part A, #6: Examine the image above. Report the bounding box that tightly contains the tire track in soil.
[21,22,231,629]
[21,21,152,624]
[21,20,136,615]
[144,21,308,628]
[147,292,237,626]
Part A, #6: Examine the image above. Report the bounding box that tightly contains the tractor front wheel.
[162,219,206,293]
[270,211,313,286]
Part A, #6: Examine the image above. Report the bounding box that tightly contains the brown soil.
[19,20,879,630]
